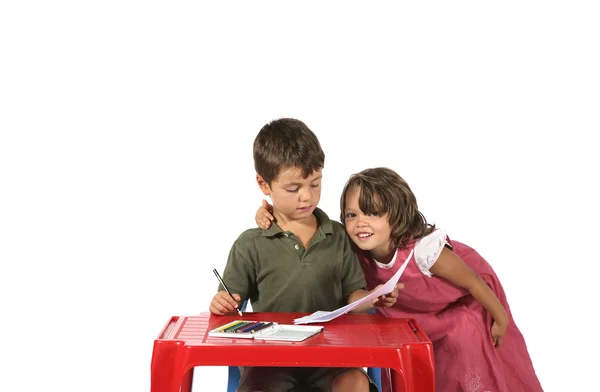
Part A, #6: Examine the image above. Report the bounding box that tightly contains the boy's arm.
[339,230,400,312]
[210,240,256,315]
[340,233,368,300]
[347,289,372,312]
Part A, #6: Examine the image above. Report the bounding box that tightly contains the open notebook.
[208,320,323,342]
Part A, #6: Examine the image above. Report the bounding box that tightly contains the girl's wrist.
[494,309,509,326]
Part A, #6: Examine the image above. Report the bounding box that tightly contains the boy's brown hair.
[340,167,435,249]
[253,118,325,185]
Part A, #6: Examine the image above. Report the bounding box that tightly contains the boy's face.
[343,187,395,259]
[257,166,322,222]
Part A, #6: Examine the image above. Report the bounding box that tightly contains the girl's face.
[343,187,395,261]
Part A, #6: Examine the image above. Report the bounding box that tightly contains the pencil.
[213,268,243,316]
[249,322,273,334]
[216,320,245,332]
[227,321,253,332]
[237,321,261,333]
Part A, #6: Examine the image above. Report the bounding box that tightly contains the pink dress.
[358,230,543,392]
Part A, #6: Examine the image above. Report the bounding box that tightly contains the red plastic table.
[151,312,434,392]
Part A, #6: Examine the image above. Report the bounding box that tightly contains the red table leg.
[390,368,407,392]
[150,340,186,392]
[180,368,194,392]
[400,344,436,392]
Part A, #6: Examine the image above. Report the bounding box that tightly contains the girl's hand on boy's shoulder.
[256,199,275,229]
[372,283,404,308]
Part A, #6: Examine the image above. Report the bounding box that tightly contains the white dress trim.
[373,248,414,274]
[373,248,398,269]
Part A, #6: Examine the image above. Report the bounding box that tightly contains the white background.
[1,1,598,391]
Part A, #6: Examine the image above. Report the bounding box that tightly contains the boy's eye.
[310,183,320,188]
[286,188,299,193]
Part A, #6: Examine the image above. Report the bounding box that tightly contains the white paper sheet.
[294,249,414,324]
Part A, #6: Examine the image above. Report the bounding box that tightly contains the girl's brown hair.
[340,167,435,249]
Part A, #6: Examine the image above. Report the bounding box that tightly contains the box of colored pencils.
[208,320,323,342]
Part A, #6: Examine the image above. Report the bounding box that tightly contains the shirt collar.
[262,207,333,237]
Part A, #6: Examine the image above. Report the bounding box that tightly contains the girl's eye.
[345,213,356,219]
[369,211,379,217]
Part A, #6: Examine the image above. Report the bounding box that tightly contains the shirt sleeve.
[340,234,367,296]
[414,229,449,277]
[220,239,257,304]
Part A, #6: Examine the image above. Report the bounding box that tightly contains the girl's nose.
[356,215,368,227]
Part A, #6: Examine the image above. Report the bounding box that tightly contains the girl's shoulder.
[413,229,450,276]
[415,228,449,251]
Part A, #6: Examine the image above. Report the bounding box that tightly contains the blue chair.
[228,367,381,391]
[227,303,383,391]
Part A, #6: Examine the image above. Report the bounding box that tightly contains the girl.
[255,167,543,392]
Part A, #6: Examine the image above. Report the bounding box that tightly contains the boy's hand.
[256,199,275,229]
[371,283,403,308]
[209,290,242,315]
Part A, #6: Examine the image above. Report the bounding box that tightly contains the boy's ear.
[256,174,271,196]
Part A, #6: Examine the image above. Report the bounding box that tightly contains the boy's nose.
[299,189,311,202]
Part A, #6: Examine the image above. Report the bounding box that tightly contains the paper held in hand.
[294,249,413,324]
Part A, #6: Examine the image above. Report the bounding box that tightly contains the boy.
[210,118,396,392]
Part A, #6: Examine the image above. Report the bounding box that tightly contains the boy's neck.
[273,209,318,233]
[275,211,318,250]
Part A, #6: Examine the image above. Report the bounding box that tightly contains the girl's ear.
[256,174,271,196]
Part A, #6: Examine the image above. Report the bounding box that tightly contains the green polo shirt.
[220,208,366,313]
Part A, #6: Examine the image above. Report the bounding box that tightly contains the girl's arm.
[429,247,508,346]
[346,284,402,313]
